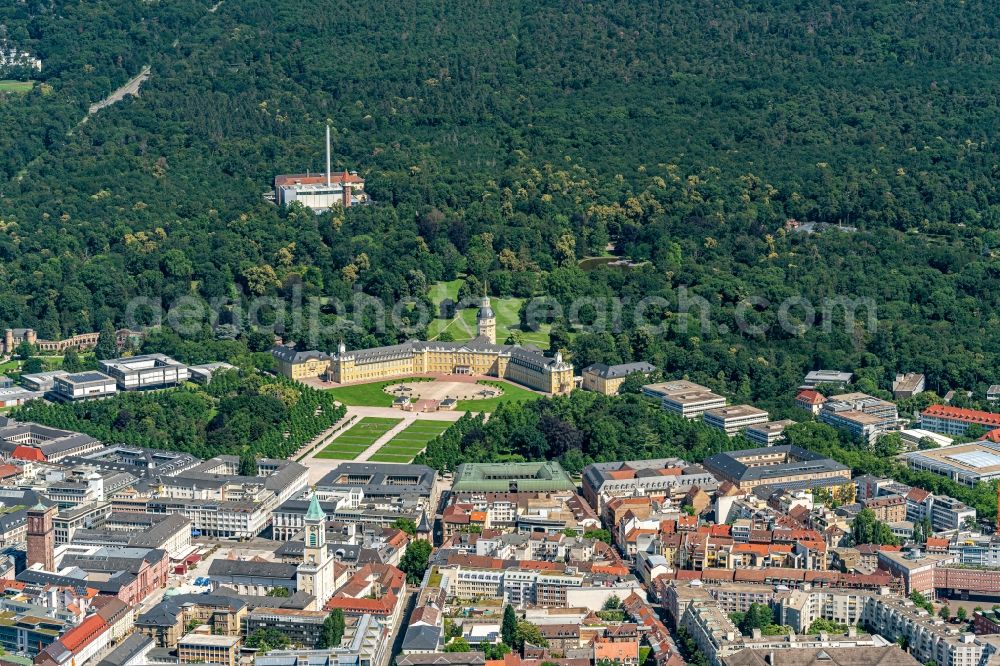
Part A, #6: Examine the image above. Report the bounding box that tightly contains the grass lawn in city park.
[0,81,34,93]
[368,420,452,463]
[326,377,433,407]
[426,279,553,348]
[315,416,402,459]
[455,380,543,412]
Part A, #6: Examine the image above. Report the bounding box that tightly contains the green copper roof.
[305,493,326,522]
[451,461,577,493]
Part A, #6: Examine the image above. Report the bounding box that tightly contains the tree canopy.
[1,0,1000,410]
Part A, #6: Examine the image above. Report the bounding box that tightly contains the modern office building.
[19,370,70,392]
[703,405,769,437]
[819,407,882,444]
[177,633,241,666]
[144,498,271,539]
[818,393,897,444]
[641,380,710,400]
[801,370,853,388]
[246,608,329,648]
[826,393,898,428]
[188,362,236,384]
[930,494,977,530]
[99,354,189,391]
[744,420,796,447]
[0,386,42,408]
[60,445,200,479]
[156,455,309,506]
[315,462,437,506]
[52,501,112,545]
[660,390,727,419]
[256,614,389,666]
[52,372,118,402]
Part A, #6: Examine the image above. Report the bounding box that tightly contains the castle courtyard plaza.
[384,379,503,401]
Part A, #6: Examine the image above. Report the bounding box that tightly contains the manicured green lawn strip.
[389,430,447,440]
[319,417,402,455]
[456,381,543,412]
[369,453,415,462]
[315,450,365,460]
[354,417,403,425]
[397,423,451,431]
[377,444,427,454]
[320,446,368,455]
[369,419,452,459]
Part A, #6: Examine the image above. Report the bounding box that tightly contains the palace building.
[279,297,574,395]
[329,297,572,394]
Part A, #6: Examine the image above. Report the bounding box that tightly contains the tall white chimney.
[326,124,331,187]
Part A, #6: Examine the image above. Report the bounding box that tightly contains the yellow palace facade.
[328,338,574,394]
[322,297,574,395]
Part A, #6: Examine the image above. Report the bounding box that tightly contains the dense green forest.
[11,369,344,460]
[2,0,1000,407]
[415,390,746,474]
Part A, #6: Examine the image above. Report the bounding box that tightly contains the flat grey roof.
[208,559,298,579]
[703,445,848,482]
[746,420,796,434]
[804,370,853,383]
[704,404,768,419]
[582,361,656,379]
[60,371,115,385]
[316,462,436,496]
